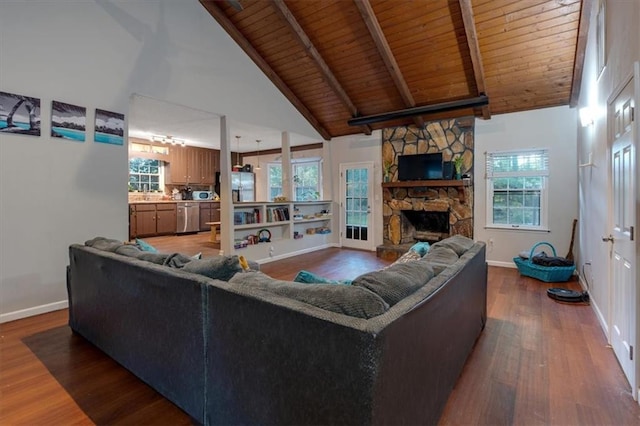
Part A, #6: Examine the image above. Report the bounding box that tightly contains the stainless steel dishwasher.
[176,202,200,234]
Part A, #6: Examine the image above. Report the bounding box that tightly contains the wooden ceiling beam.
[198,0,332,140]
[271,0,372,135]
[458,0,491,120]
[353,0,424,128]
[569,0,593,107]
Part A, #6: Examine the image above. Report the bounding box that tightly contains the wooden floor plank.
[1,236,640,425]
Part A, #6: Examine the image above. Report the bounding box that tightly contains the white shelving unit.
[230,200,335,261]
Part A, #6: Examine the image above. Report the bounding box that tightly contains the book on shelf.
[266,206,289,222]
[234,208,261,225]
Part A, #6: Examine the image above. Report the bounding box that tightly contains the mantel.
[382,179,471,203]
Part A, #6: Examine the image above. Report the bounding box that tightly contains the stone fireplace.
[378,119,474,260]
[402,209,450,242]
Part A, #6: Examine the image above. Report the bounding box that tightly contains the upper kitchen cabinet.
[165,146,219,185]
[194,147,217,185]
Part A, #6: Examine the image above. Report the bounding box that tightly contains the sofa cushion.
[229,271,388,319]
[420,246,459,275]
[85,236,123,252]
[431,235,474,256]
[183,255,243,281]
[352,261,435,306]
[293,270,352,285]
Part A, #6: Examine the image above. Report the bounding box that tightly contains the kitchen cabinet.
[166,146,218,185]
[129,203,177,239]
[167,146,189,184]
[156,203,177,235]
[193,147,216,185]
[199,202,221,231]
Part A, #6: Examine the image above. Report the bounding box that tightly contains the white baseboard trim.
[578,275,609,339]
[256,243,339,264]
[487,260,517,268]
[1,300,68,324]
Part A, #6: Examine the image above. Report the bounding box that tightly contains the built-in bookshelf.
[230,201,334,261]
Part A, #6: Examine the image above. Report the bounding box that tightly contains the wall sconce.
[579,107,595,127]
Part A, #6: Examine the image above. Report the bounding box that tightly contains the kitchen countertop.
[129,200,220,204]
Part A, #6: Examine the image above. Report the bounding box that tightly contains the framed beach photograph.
[0,91,41,136]
[94,108,124,145]
[51,101,86,142]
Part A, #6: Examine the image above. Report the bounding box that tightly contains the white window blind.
[485,149,549,230]
[485,149,549,178]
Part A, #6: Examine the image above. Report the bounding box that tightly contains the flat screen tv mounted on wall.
[397,153,443,181]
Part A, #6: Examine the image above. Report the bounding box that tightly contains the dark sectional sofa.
[67,236,487,425]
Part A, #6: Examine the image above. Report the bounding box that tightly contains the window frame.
[128,157,164,192]
[485,148,550,232]
[267,158,323,202]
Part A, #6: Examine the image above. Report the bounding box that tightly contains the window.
[267,159,322,201]
[129,158,163,191]
[485,149,549,230]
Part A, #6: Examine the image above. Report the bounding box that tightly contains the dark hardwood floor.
[1,234,639,425]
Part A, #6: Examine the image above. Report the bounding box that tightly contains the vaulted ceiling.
[200,0,589,140]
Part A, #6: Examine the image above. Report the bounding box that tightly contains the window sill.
[485,225,550,232]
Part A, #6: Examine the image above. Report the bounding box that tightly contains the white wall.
[474,106,578,267]
[0,0,321,321]
[576,1,640,337]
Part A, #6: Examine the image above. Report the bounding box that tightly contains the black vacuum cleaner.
[547,288,590,303]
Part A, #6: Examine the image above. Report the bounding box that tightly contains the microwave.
[192,191,212,200]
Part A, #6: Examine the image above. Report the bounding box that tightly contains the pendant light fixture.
[255,139,261,170]
[234,135,242,169]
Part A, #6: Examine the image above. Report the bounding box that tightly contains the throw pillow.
[182,255,243,281]
[431,235,474,256]
[387,250,421,267]
[352,261,435,306]
[229,271,388,319]
[409,241,431,256]
[293,270,352,285]
[135,238,158,253]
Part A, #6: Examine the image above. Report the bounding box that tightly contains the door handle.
[602,235,614,243]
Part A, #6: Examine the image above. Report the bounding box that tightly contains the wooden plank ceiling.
[200,0,588,140]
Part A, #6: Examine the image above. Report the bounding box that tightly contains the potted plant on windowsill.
[383,160,396,182]
[453,155,464,180]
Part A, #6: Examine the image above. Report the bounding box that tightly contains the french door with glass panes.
[340,162,374,250]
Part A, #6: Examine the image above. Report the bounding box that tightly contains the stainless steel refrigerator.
[231,172,255,202]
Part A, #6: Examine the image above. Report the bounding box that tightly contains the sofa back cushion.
[430,235,474,256]
[183,255,244,281]
[229,271,389,319]
[85,236,124,252]
[420,246,459,275]
[351,261,435,306]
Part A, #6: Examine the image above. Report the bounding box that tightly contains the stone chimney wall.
[381,118,475,248]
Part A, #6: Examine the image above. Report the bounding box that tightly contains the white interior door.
[340,162,374,251]
[608,76,637,397]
